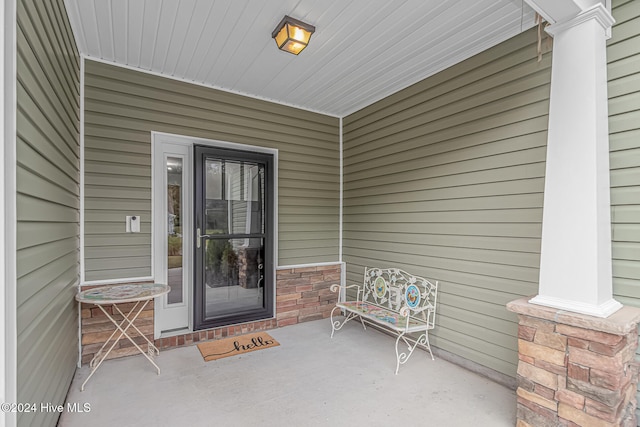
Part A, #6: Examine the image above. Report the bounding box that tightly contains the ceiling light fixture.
[271,15,315,55]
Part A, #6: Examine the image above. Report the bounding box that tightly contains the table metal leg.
[88,301,142,369]
[112,303,160,356]
[81,300,161,391]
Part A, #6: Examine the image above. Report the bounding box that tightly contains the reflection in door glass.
[204,238,265,319]
[167,156,183,304]
[204,159,265,234]
[204,159,226,233]
[202,157,266,320]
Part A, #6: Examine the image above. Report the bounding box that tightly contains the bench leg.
[395,332,431,374]
[330,307,364,338]
[423,331,434,361]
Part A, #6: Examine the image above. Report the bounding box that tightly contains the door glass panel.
[229,164,264,235]
[205,159,226,234]
[167,156,183,304]
[204,238,265,319]
[202,158,266,320]
[225,161,242,201]
[205,159,223,200]
[195,146,273,330]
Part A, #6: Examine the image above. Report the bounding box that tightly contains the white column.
[530,3,622,317]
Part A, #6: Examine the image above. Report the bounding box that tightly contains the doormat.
[197,332,280,362]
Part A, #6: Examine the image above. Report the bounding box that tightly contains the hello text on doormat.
[197,332,280,362]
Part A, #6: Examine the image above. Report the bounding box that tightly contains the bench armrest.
[399,304,436,330]
[330,283,362,303]
[399,304,434,317]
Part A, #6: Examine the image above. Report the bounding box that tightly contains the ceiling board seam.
[63,0,87,56]
[159,0,178,71]
[202,1,252,85]
[125,0,130,63]
[90,1,102,56]
[148,0,162,69]
[218,1,268,87]
[168,0,196,76]
[192,1,231,83]
[137,0,145,66]
[179,1,215,78]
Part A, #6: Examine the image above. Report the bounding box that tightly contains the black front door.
[193,145,274,330]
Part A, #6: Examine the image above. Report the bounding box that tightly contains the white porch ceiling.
[64,0,536,117]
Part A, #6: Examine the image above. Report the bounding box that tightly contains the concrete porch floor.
[60,319,516,426]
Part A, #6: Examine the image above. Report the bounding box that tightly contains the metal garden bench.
[330,267,438,374]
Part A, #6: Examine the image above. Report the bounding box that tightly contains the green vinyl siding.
[342,0,640,382]
[610,0,640,304]
[607,1,640,423]
[343,27,550,378]
[83,60,340,281]
[16,0,80,426]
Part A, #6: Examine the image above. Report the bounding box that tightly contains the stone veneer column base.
[507,297,640,427]
[80,263,342,364]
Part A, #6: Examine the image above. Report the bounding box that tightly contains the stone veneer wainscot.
[80,264,341,363]
[507,297,640,427]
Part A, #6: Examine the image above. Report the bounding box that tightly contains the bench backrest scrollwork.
[362,267,438,329]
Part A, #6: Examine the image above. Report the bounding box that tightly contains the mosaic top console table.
[76,283,170,391]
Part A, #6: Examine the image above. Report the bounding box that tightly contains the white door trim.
[2,1,18,425]
[151,131,279,336]
[152,134,193,337]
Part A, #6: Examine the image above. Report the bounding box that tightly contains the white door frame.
[152,133,193,338]
[152,132,278,338]
[2,1,18,425]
